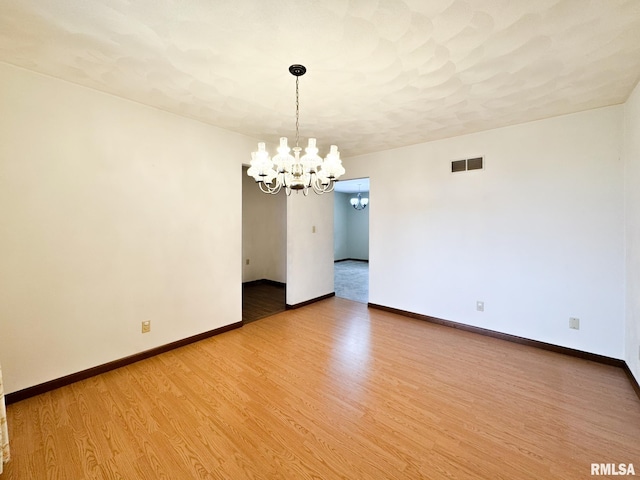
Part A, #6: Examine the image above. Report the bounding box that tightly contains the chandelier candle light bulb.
[247,65,345,195]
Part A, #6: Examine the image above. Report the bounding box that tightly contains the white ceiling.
[334,178,370,194]
[1,0,639,158]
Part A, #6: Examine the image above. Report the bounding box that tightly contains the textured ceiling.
[335,178,370,194]
[1,0,639,158]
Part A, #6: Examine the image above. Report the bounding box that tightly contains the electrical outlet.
[142,321,151,333]
[245,259,250,265]
[312,226,316,233]
[569,317,580,330]
[476,301,484,312]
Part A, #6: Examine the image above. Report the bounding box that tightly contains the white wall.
[345,106,625,359]
[334,192,349,260]
[286,191,334,306]
[0,62,256,394]
[346,193,369,261]
[334,191,370,261]
[624,81,640,383]
[242,167,286,283]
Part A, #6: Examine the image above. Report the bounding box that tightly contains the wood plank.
[3,298,640,479]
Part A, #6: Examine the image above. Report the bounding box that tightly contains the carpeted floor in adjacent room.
[334,260,369,304]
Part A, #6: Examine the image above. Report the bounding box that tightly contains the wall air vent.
[451,156,484,173]
[451,159,466,172]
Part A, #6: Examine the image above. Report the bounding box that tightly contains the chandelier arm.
[259,181,281,195]
[258,182,272,194]
[310,178,335,194]
[309,177,321,194]
[281,172,290,190]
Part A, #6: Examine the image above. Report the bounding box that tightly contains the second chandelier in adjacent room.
[350,185,369,210]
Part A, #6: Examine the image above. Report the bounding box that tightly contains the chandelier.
[247,65,345,195]
[350,185,369,210]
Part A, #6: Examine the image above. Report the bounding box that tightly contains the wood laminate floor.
[4,298,640,479]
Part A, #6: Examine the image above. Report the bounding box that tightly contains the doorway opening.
[241,166,287,323]
[333,178,370,303]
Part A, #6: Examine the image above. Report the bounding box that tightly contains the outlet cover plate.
[569,317,580,330]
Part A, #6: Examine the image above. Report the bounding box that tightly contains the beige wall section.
[624,80,640,385]
[344,192,369,261]
[344,106,625,359]
[286,191,334,306]
[334,192,369,261]
[333,192,349,260]
[0,62,257,394]
[241,167,286,283]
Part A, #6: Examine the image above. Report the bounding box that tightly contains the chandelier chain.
[295,76,300,148]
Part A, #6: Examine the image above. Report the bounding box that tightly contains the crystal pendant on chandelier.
[247,65,345,195]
